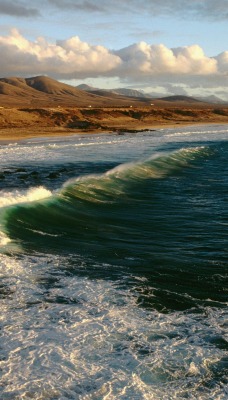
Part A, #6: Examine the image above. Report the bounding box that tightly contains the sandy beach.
[0,105,227,142]
[0,77,227,142]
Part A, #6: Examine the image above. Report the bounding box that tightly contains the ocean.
[0,125,227,399]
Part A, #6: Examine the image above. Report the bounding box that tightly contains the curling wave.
[61,146,210,203]
[0,146,214,257]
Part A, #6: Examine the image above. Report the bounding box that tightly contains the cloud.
[48,0,104,12]
[45,0,228,20]
[215,51,228,73]
[2,1,228,20]
[135,0,228,20]
[0,30,227,96]
[114,42,218,76]
[0,29,121,78]
[0,0,40,17]
[4,1,228,20]
[163,84,189,96]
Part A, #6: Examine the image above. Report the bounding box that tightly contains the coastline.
[0,105,227,143]
[0,121,227,143]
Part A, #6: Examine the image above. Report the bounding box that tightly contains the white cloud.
[56,36,121,74]
[215,51,228,73]
[0,29,121,78]
[115,42,218,76]
[0,29,227,96]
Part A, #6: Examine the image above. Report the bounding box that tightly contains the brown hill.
[0,77,30,89]
[25,76,85,96]
[159,95,202,103]
[0,77,43,99]
[0,75,150,107]
[0,76,227,142]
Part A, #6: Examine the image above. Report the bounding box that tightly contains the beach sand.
[0,105,227,142]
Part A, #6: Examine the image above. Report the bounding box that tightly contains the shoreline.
[0,121,227,143]
[0,104,227,143]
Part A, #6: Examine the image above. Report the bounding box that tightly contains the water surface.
[0,125,227,399]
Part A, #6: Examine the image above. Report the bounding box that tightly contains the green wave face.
[2,143,226,308]
[1,128,228,400]
[2,146,211,251]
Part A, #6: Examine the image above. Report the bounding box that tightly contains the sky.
[0,0,227,99]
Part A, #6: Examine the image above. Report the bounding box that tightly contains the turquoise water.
[0,125,227,399]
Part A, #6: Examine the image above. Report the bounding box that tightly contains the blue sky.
[0,0,227,99]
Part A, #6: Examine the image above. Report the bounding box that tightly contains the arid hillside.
[0,75,150,108]
[0,76,227,140]
[0,104,228,132]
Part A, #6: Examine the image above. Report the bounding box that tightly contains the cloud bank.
[1,1,228,20]
[0,30,227,96]
[0,1,40,17]
[1,0,228,20]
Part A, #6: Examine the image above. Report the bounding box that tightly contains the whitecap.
[0,186,52,208]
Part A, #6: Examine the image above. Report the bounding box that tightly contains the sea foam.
[0,230,11,245]
[0,186,52,208]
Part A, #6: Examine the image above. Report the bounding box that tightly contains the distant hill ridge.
[0,75,151,107]
[77,84,227,104]
[77,84,151,99]
[157,95,201,103]
[0,75,226,107]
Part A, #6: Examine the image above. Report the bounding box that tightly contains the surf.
[0,186,52,208]
[1,127,227,400]
[1,146,211,235]
[0,145,218,267]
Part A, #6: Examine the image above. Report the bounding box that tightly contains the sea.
[0,124,227,400]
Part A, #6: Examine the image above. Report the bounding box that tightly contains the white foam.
[0,125,227,399]
[0,253,226,399]
[0,230,11,245]
[0,186,52,208]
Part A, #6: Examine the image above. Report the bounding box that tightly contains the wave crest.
[61,146,210,203]
[0,186,52,209]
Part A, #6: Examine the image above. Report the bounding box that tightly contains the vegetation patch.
[213,109,228,116]
[173,109,198,117]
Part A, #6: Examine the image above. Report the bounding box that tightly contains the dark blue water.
[0,125,227,399]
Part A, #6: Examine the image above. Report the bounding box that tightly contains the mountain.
[0,77,39,96]
[25,76,84,96]
[108,88,151,98]
[78,85,228,104]
[76,84,95,91]
[0,76,150,107]
[0,76,95,106]
[196,95,227,104]
[159,95,202,103]
[76,84,152,99]
[1,76,225,108]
